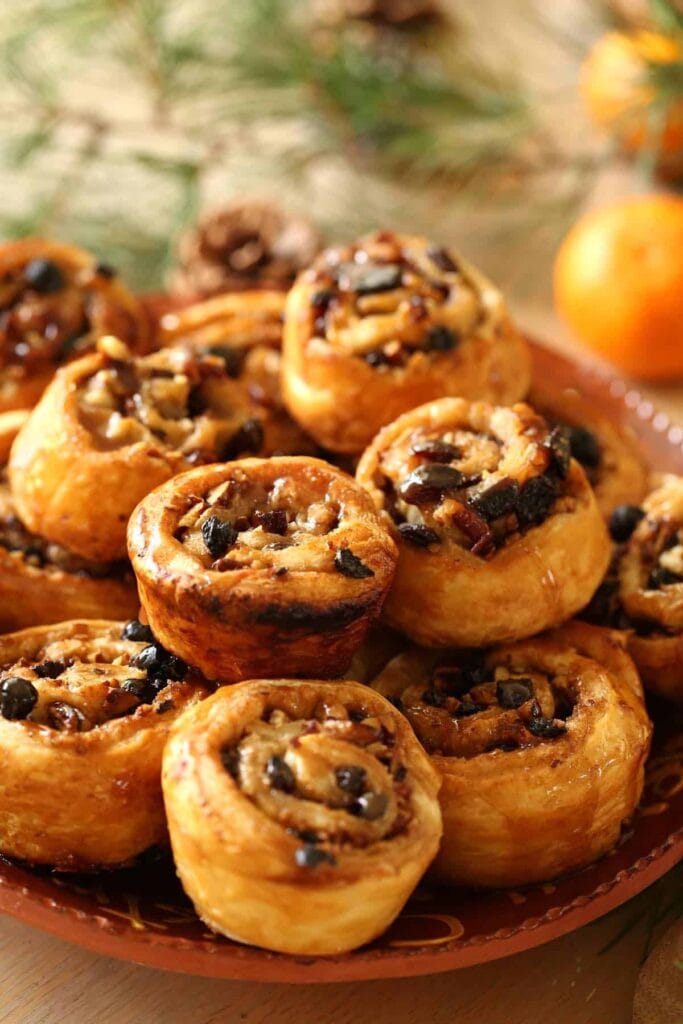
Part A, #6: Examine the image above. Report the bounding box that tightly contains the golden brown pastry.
[9,337,303,564]
[0,238,149,412]
[585,477,683,701]
[0,409,137,630]
[129,457,398,682]
[157,289,285,351]
[162,678,441,955]
[281,230,532,453]
[158,291,317,457]
[371,620,651,888]
[529,382,648,518]
[356,397,611,647]
[0,619,208,869]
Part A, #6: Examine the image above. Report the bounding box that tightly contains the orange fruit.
[554,194,683,380]
[580,30,683,168]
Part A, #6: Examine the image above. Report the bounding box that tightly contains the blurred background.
[1,0,683,391]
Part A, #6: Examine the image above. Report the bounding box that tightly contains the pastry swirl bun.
[281,231,531,453]
[9,339,294,563]
[0,619,208,869]
[162,679,441,955]
[371,621,651,887]
[356,397,611,647]
[0,238,149,412]
[128,457,398,681]
[589,477,683,701]
[0,411,137,629]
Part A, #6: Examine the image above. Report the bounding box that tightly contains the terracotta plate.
[0,341,681,983]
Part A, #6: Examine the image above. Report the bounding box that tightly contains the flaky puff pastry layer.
[158,291,317,458]
[0,620,208,869]
[529,382,648,518]
[372,621,651,888]
[620,477,683,701]
[129,457,398,682]
[9,340,291,563]
[356,397,611,647]
[0,238,149,412]
[0,411,138,629]
[162,679,442,955]
[281,231,531,454]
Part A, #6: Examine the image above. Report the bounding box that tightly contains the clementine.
[554,194,683,380]
[580,30,683,172]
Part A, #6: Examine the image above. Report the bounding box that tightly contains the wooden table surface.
[0,306,680,1024]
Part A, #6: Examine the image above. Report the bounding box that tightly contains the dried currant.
[202,515,237,559]
[468,477,520,521]
[399,464,464,505]
[410,438,460,462]
[397,522,440,547]
[334,548,374,578]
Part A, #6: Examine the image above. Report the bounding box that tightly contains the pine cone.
[312,0,442,26]
[169,200,321,298]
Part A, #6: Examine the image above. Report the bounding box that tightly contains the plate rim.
[0,337,681,982]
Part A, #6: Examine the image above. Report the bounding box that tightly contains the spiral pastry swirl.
[129,456,398,681]
[371,621,651,887]
[9,338,293,563]
[586,477,683,701]
[162,679,441,955]
[356,397,611,647]
[281,230,531,453]
[0,238,149,412]
[0,619,208,869]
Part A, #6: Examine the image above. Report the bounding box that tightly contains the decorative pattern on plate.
[0,340,680,982]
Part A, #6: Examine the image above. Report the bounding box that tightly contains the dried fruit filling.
[0,259,135,372]
[77,345,265,462]
[220,701,412,867]
[305,232,504,368]
[389,656,572,758]
[0,624,190,728]
[175,474,373,577]
[376,414,576,557]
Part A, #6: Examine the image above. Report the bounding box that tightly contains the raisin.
[338,262,401,294]
[252,509,288,535]
[219,418,264,460]
[334,548,374,578]
[33,659,68,679]
[526,716,567,739]
[202,345,243,378]
[121,619,155,644]
[47,701,89,733]
[496,678,534,709]
[410,438,460,462]
[609,505,645,543]
[567,426,601,469]
[23,258,65,293]
[122,677,156,704]
[399,464,464,505]
[0,677,37,720]
[517,475,557,527]
[544,426,571,479]
[351,792,388,820]
[335,765,367,795]
[397,522,440,547]
[424,325,458,351]
[295,844,336,868]
[95,262,117,279]
[453,700,483,717]
[220,746,240,778]
[648,566,682,589]
[468,477,520,521]
[426,245,458,272]
[201,515,237,559]
[265,755,295,793]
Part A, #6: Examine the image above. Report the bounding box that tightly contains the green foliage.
[0,0,532,287]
